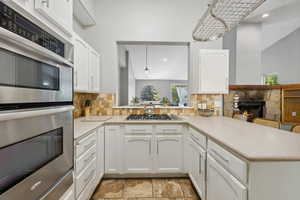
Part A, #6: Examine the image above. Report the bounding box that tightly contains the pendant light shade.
[193,0,266,42]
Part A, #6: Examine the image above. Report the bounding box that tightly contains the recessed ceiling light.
[262,13,269,18]
[162,58,168,62]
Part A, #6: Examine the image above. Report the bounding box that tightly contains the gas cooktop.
[126,114,173,120]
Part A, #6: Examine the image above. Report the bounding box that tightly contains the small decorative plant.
[130,96,140,106]
[160,97,170,106]
[265,74,278,85]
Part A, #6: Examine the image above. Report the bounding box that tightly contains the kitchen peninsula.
[74,115,300,200]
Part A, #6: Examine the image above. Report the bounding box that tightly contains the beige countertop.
[74,118,105,139]
[74,116,300,162]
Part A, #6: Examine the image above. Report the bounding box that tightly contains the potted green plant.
[160,97,170,107]
[130,96,140,106]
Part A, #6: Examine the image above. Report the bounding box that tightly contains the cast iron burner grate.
[126,114,172,120]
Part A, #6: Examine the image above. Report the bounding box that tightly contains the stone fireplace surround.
[224,89,281,121]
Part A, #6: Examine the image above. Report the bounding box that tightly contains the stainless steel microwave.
[0,47,73,107]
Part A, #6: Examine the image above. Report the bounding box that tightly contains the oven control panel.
[0,1,65,57]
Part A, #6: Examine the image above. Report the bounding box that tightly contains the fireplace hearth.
[238,101,266,121]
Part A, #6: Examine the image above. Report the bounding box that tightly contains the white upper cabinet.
[192,49,229,94]
[74,35,89,91]
[73,0,96,26]
[73,34,101,93]
[89,48,100,92]
[35,0,73,35]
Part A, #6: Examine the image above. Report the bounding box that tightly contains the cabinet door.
[155,135,183,173]
[105,126,122,174]
[123,135,153,173]
[207,155,247,200]
[96,127,105,183]
[35,0,73,34]
[74,37,89,91]
[198,49,229,94]
[53,0,73,31]
[89,48,100,92]
[189,139,206,199]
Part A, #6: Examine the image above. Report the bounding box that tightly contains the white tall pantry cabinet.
[192,49,229,94]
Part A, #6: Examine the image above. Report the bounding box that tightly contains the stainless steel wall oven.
[0,1,74,199]
[0,107,73,200]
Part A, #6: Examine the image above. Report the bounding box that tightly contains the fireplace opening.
[238,101,266,122]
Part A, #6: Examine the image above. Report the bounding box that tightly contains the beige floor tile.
[92,179,125,199]
[172,179,198,198]
[133,198,171,200]
[184,198,201,200]
[153,179,184,198]
[123,179,153,198]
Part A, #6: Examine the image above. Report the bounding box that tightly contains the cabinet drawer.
[75,145,97,175]
[75,158,96,197]
[59,184,74,200]
[208,140,247,184]
[125,125,153,134]
[75,131,97,158]
[77,176,96,200]
[156,125,183,134]
[190,127,207,149]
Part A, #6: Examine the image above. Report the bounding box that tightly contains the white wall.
[73,0,222,93]
[262,19,300,51]
[223,21,300,85]
[262,27,300,84]
[223,28,237,84]
[236,23,262,85]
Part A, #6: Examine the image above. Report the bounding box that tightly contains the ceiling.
[246,0,300,23]
[124,44,188,80]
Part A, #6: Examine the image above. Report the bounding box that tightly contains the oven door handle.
[0,106,74,122]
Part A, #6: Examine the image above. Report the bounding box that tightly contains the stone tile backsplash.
[74,93,223,118]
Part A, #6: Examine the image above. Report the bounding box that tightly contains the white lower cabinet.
[188,138,206,200]
[124,135,153,173]
[155,135,183,173]
[207,155,247,200]
[74,127,105,200]
[77,176,97,200]
[105,125,184,175]
[96,127,105,183]
[75,159,97,197]
[59,184,75,200]
[105,126,122,174]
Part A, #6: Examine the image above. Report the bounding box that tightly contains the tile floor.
[91,178,200,200]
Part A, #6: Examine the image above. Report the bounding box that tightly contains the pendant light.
[193,0,266,42]
[145,46,150,74]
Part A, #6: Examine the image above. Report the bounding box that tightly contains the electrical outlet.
[214,100,222,107]
[292,112,297,117]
